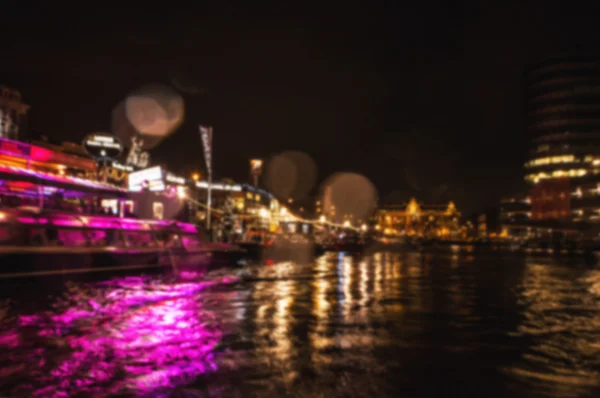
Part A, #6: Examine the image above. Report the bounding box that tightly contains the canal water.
[1,249,600,397]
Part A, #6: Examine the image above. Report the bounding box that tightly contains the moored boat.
[0,207,243,278]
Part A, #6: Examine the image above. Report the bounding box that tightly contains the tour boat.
[236,230,325,260]
[323,231,365,253]
[0,207,243,278]
[0,136,250,277]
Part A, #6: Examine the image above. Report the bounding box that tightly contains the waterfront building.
[524,55,600,223]
[192,181,278,231]
[499,192,531,238]
[0,85,29,140]
[374,198,461,239]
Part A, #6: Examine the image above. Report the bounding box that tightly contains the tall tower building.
[524,56,600,222]
[0,85,29,140]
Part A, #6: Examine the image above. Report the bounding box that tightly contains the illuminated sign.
[128,166,164,192]
[195,181,242,192]
[111,162,134,172]
[166,173,186,185]
[199,126,212,178]
[126,136,150,169]
[83,134,122,158]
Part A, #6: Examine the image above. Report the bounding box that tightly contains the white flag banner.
[199,126,212,177]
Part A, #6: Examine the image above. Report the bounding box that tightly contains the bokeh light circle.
[113,84,185,150]
[265,151,317,200]
[320,172,378,223]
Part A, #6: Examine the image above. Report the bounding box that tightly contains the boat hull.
[0,245,244,279]
[237,242,325,260]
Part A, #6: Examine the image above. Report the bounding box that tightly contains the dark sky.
[2,1,600,215]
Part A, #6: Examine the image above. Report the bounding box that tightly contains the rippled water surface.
[2,250,600,397]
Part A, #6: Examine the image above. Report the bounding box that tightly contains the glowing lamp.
[250,159,263,171]
[319,215,326,223]
[258,208,270,219]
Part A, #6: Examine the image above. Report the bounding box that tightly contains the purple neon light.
[0,276,235,396]
[16,216,37,224]
[3,207,200,237]
[85,220,121,229]
[51,218,84,227]
[176,222,198,234]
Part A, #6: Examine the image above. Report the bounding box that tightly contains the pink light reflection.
[0,275,228,396]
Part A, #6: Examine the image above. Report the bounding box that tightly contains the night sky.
[2,1,600,216]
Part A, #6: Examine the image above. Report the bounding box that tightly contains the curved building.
[525,55,600,222]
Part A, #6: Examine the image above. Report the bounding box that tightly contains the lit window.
[527,155,576,167]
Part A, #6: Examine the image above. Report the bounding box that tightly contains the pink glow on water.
[0,331,19,348]
[0,275,231,396]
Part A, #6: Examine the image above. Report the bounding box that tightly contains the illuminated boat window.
[55,229,88,247]
[87,229,108,246]
[182,235,202,248]
[123,231,157,248]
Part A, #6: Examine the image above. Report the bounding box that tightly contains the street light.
[343,220,351,228]
[191,172,200,181]
[319,215,326,223]
[361,224,367,232]
[250,159,263,186]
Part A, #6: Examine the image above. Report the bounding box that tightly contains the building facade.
[375,198,461,239]
[499,192,531,238]
[0,85,29,140]
[525,55,600,223]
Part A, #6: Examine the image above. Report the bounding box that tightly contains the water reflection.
[1,251,600,397]
[507,261,600,397]
[0,275,234,396]
[311,256,332,353]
